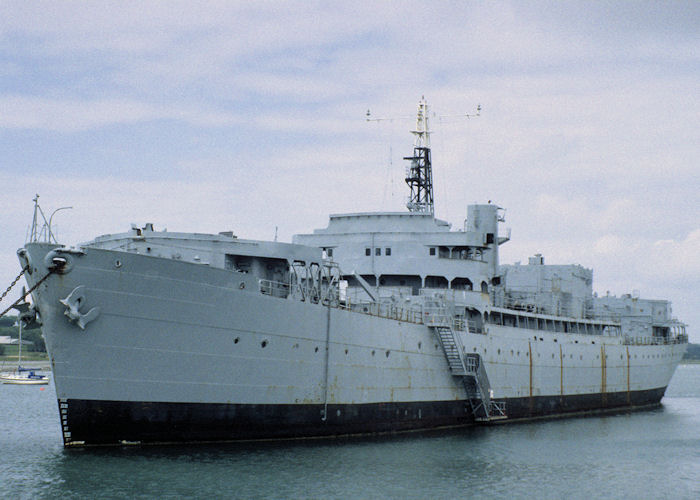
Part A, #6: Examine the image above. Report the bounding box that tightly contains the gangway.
[425,307,507,422]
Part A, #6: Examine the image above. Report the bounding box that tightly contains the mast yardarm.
[404,97,434,214]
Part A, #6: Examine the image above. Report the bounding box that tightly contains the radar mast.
[367,97,479,214]
[404,97,434,214]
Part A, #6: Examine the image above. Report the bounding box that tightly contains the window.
[327,248,333,257]
[385,247,391,256]
[365,248,371,256]
[375,248,381,256]
[429,247,436,256]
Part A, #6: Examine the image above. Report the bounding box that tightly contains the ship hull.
[22,243,684,446]
[60,386,666,445]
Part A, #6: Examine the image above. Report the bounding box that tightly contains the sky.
[1,1,698,340]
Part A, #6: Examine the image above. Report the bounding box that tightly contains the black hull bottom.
[60,387,667,446]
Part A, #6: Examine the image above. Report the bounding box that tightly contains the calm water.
[2,365,699,499]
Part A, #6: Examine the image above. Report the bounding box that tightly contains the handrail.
[256,278,689,345]
[623,334,689,346]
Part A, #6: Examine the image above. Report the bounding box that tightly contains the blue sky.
[1,1,698,340]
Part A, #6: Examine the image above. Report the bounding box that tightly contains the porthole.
[261,340,268,348]
[315,346,319,353]
[386,350,390,358]
[345,349,349,355]
[418,341,422,350]
[234,337,240,344]
[114,259,122,268]
[372,350,376,356]
[497,348,501,355]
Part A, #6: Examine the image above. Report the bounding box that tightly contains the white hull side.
[25,243,684,405]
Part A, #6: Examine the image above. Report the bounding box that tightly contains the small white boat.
[0,368,49,385]
[1,307,49,385]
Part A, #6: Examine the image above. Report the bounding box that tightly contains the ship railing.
[623,334,689,346]
[259,278,425,323]
[422,306,451,327]
[260,279,342,305]
[260,279,484,329]
[259,279,292,298]
[344,300,424,324]
[422,306,468,331]
[419,288,490,305]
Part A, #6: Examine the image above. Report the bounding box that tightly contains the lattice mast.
[404,97,434,214]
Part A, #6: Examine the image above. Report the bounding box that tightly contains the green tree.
[23,328,46,352]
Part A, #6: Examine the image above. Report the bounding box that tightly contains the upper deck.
[294,204,507,296]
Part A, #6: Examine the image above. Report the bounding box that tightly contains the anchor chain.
[0,267,54,319]
[0,266,28,305]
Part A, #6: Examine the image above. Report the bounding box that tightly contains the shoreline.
[0,359,51,371]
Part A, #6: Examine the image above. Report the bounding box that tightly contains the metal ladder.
[434,326,467,375]
[431,323,507,422]
[463,353,507,421]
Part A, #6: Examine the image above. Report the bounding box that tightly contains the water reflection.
[3,368,700,499]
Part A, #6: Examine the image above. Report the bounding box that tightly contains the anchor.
[59,285,100,330]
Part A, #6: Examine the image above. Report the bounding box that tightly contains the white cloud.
[593,235,626,256]
[646,229,700,283]
[0,96,241,131]
[0,1,698,341]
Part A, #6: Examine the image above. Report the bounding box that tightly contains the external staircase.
[427,309,507,422]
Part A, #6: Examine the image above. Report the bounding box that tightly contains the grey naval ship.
[18,98,688,446]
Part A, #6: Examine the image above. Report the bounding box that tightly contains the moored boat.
[1,367,49,385]
[0,310,49,385]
